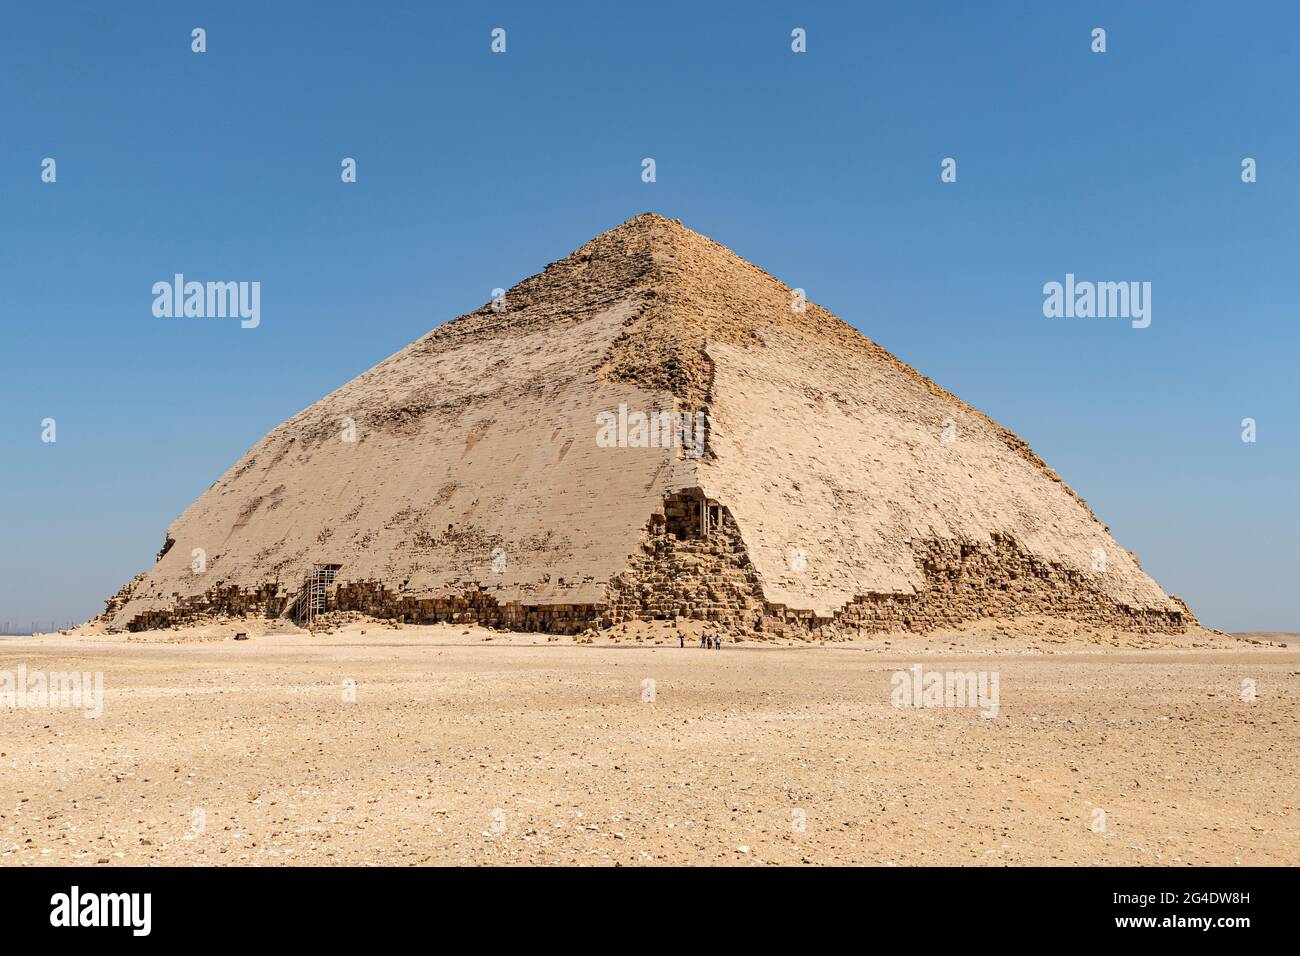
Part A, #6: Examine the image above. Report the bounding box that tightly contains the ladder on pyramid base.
[296,564,341,627]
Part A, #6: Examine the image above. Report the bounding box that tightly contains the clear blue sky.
[1,2,1296,632]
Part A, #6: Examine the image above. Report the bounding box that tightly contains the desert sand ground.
[1,621,1295,866]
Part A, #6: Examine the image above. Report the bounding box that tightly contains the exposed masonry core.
[114,575,599,636]
[94,572,146,626]
[605,490,1191,638]
[604,489,767,628]
[830,536,1192,635]
[331,583,597,634]
[110,488,1192,637]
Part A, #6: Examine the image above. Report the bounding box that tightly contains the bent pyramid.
[102,213,1195,636]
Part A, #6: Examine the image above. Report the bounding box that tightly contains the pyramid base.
[99,492,1193,638]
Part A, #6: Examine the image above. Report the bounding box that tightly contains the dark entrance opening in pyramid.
[662,488,723,540]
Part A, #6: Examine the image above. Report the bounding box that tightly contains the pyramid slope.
[104,213,1192,634]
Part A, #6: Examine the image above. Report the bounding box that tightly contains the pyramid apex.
[627,210,677,224]
[557,211,700,270]
[606,211,687,233]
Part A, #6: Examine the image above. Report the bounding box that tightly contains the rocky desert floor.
[1,620,1296,866]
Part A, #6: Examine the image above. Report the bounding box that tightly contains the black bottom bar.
[0,865,1280,941]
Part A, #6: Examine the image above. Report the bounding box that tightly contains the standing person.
[700,632,707,649]
[679,632,685,648]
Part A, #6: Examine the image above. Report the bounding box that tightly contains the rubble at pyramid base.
[105,488,1193,639]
